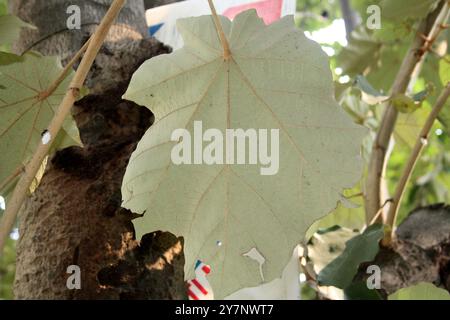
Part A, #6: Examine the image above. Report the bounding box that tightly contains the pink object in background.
[223,0,283,25]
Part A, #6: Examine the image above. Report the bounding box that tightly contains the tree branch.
[339,0,358,38]
[38,38,91,101]
[383,82,450,245]
[364,1,450,223]
[0,0,127,255]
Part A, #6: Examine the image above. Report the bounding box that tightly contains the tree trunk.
[11,0,187,299]
[355,204,450,297]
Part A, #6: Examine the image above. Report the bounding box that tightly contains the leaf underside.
[0,52,80,187]
[122,10,365,298]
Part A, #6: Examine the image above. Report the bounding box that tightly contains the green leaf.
[388,282,450,300]
[0,237,16,300]
[438,57,450,134]
[0,0,7,16]
[0,52,81,187]
[366,43,408,93]
[381,0,440,21]
[344,281,383,300]
[317,224,384,289]
[440,56,450,85]
[0,51,23,65]
[355,75,383,97]
[391,93,422,114]
[308,226,359,275]
[354,75,388,105]
[395,105,430,148]
[0,14,36,45]
[412,83,435,103]
[305,186,365,240]
[336,27,382,76]
[122,10,366,298]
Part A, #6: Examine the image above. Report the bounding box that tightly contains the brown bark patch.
[13,38,186,299]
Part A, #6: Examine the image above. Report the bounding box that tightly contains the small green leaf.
[0,0,7,16]
[344,281,383,300]
[438,56,450,133]
[395,105,429,148]
[354,75,388,105]
[317,224,384,289]
[391,93,421,113]
[412,83,434,102]
[439,56,450,86]
[336,27,382,76]
[388,282,450,300]
[0,14,36,45]
[355,75,383,97]
[0,52,81,186]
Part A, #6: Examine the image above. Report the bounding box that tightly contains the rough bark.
[355,204,450,297]
[11,0,186,299]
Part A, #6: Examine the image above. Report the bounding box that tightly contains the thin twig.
[383,83,450,245]
[0,0,126,255]
[365,1,450,223]
[368,198,392,227]
[207,0,231,60]
[38,38,91,101]
[346,192,363,199]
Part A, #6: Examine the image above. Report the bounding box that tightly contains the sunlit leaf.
[354,75,388,105]
[381,0,440,21]
[391,93,422,114]
[122,10,365,298]
[388,282,450,300]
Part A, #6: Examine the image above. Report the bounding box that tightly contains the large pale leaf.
[388,282,450,300]
[0,52,81,185]
[122,10,365,298]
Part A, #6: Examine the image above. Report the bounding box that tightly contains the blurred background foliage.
[0,0,449,299]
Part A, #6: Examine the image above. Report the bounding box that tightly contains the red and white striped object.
[187,260,214,300]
